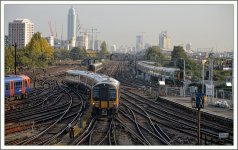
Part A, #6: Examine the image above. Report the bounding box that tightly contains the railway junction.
[4,60,234,147]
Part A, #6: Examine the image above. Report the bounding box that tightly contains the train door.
[22,79,26,94]
[10,80,14,96]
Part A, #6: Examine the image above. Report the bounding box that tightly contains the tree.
[99,41,109,58]
[170,46,202,81]
[26,32,53,67]
[5,47,14,73]
[54,49,70,60]
[70,47,87,60]
[145,46,165,63]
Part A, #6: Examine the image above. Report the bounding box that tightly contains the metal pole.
[14,42,17,75]
[202,60,206,93]
[197,107,201,145]
[183,59,185,97]
[202,62,204,93]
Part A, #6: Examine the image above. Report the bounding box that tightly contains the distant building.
[45,36,54,47]
[159,31,171,50]
[94,40,101,51]
[111,45,117,52]
[186,42,192,51]
[136,35,143,51]
[68,6,77,48]
[8,19,34,48]
[5,35,9,47]
[144,43,151,49]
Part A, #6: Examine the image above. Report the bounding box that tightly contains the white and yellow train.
[65,70,120,118]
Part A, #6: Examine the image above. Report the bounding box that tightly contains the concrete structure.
[136,35,143,51]
[159,31,171,50]
[8,19,34,48]
[67,6,77,48]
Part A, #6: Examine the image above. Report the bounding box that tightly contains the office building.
[159,31,171,50]
[8,19,34,48]
[68,6,77,47]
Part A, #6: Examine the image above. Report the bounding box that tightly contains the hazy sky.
[4,3,234,51]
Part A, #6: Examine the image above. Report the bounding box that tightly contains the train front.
[91,80,119,118]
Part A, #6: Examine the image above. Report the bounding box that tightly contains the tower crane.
[48,21,54,37]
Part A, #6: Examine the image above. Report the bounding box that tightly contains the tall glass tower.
[67,6,77,47]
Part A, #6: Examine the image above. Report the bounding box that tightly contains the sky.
[3,3,235,52]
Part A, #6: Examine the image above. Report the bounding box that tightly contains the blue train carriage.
[5,75,31,100]
[91,77,120,118]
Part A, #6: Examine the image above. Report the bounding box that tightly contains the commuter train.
[65,70,120,118]
[5,75,31,100]
[87,62,103,73]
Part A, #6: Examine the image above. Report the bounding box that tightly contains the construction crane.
[61,24,63,42]
[55,21,57,38]
[48,21,54,37]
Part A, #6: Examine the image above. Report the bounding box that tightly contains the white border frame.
[1,1,237,149]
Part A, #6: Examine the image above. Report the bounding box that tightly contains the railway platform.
[159,96,233,120]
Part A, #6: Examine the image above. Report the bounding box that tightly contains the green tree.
[145,46,165,64]
[26,32,53,67]
[70,47,87,60]
[54,49,70,60]
[170,46,202,81]
[5,47,14,73]
[99,41,109,58]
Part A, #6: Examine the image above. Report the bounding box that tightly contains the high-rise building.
[94,40,101,51]
[159,31,171,50]
[8,19,34,48]
[76,32,89,49]
[186,42,192,51]
[5,35,9,47]
[67,6,77,48]
[136,35,143,51]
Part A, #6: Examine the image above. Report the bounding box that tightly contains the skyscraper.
[159,31,171,50]
[136,35,143,51]
[67,6,77,48]
[8,19,34,48]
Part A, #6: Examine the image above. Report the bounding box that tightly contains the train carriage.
[65,70,120,118]
[87,62,103,73]
[5,75,31,99]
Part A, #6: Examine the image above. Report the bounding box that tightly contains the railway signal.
[192,93,205,145]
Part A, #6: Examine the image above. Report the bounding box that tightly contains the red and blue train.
[5,75,31,100]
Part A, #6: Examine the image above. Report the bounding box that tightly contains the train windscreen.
[93,84,116,101]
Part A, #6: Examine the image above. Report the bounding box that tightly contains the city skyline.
[3,2,235,51]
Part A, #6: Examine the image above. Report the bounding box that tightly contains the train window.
[109,88,116,100]
[5,83,10,91]
[93,87,100,100]
[14,82,22,88]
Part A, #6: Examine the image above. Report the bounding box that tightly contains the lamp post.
[182,59,185,97]
[202,59,207,93]
[13,42,17,75]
